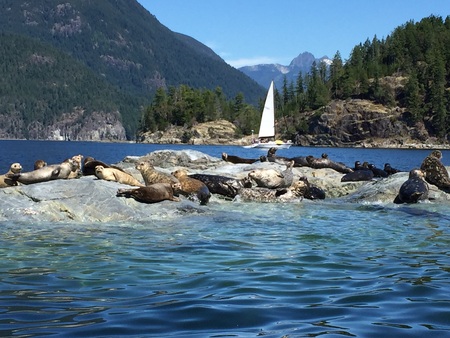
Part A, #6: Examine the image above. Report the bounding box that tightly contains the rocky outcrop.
[294,99,435,148]
[139,119,247,145]
[137,100,450,149]
[1,149,450,224]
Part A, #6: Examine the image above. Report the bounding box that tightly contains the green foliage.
[276,15,450,140]
[139,85,259,135]
[0,32,142,138]
[0,0,265,139]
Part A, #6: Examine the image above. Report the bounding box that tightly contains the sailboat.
[243,81,292,149]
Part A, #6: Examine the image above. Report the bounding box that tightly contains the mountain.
[239,52,332,89]
[0,0,264,140]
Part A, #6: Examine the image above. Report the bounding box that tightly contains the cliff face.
[294,99,436,148]
[0,109,126,141]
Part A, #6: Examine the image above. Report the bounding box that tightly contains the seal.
[341,168,374,182]
[222,152,259,164]
[7,159,78,185]
[33,159,47,170]
[367,163,388,178]
[299,176,326,200]
[236,180,308,203]
[135,161,179,185]
[116,182,181,203]
[83,157,125,176]
[95,165,144,187]
[171,169,211,205]
[384,163,401,175]
[248,161,294,189]
[394,169,429,204]
[263,147,308,167]
[306,154,353,174]
[420,150,450,192]
[0,163,23,188]
[67,154,83,179]
[189,173,252,199]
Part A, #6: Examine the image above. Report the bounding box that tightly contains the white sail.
[258,81,275,139]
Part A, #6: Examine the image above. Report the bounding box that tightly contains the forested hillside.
[0,0,264,140]
[139,15,450,146]
[275,15,450,141]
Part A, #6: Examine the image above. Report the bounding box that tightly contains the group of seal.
[6,157,79,185]
[2,147,449,206]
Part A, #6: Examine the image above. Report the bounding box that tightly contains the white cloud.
[225,56,280,68]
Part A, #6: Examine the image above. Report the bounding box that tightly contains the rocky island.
[1,148,449,224]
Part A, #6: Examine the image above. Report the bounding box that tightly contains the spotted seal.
[0,163,23,188]
[135,161,178,185]
[95,165,144,187]
[116,182,181,203]
[394,169,429,204]
[420,150,450,192]
[248,161,294,189]
[172,169,211,205]
[7,159,78,185]
[236,180,308,203]
[67,154,83,179]
[189,173,252,199]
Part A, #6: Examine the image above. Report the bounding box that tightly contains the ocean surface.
[1,140,450,337]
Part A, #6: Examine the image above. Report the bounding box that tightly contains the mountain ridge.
[239,52,332,88]
[0,0,265,140]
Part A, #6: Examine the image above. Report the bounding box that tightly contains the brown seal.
[222,152,259,164]
[135,161,179,185]
[172,169,211,205]
[420,150,450,192]
[95,165,144,187]
[7,159,78,185]
[248,161,294,189]
[0,163,23,188]
[116,182,181,203]
[33,159,47,170]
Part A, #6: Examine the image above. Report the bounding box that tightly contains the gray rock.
[0,176,204,223]
[1,150,449,224]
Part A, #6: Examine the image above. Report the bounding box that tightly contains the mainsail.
[258,81,275,139]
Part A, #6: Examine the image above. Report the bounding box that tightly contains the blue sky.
[138,1,449,68]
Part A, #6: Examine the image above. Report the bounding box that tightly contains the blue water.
[1,141,450,337]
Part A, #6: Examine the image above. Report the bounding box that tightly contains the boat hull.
[243,141,292,149]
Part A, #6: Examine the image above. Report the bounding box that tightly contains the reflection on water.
[1,202,450,337]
